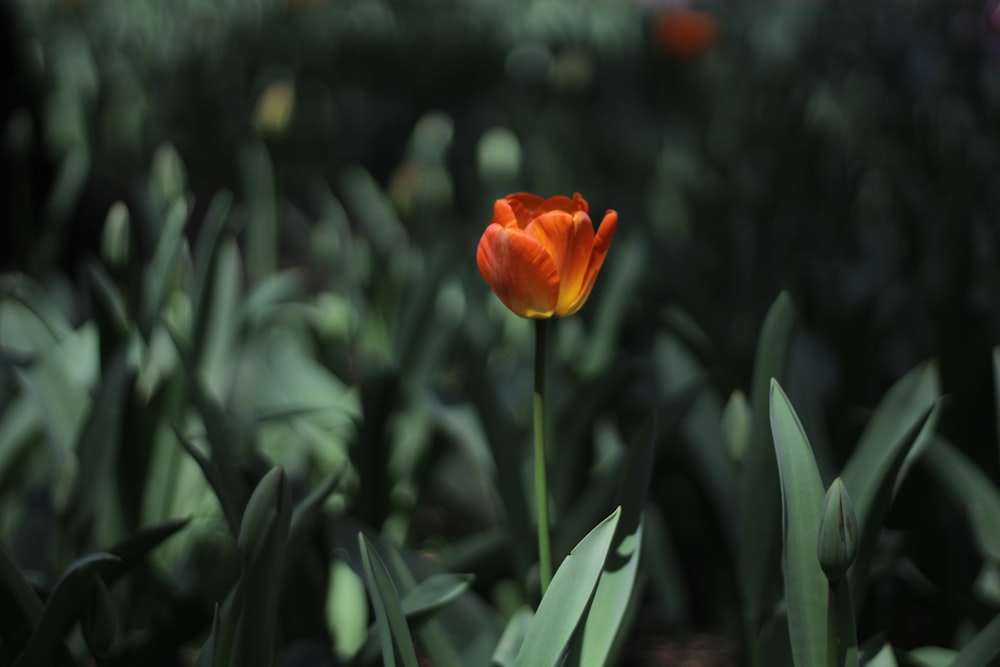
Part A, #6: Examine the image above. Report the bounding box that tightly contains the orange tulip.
[653,9,721,59]
[477,192,618,318]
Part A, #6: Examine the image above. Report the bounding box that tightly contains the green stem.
[534,318,553,595]
[828,582,839,667]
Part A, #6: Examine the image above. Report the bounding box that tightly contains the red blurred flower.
[653,9,721,59]
[477,192,618,319]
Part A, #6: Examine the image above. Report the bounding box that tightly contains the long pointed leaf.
[493,608,534,667]
[12,553,120,667]
[193,466,289,667]
[401,573,474,625]
[574,417,656,666]
[359,533,420,667]
[0,543,42,626]
[189,190,234,363]
[739,292,796,635]
[770,380,826,667]
[172,427,240,539]
[104,518,190,584]
[840,361,938,606]
[951,611,1000,667]
[923,438,1000,563]
[513,507,621,667]
[68,349,130,546]
[233,467,291,667]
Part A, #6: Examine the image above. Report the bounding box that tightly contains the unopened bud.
[817,477,858,582]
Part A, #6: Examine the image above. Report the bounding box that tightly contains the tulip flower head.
[477,192,617,318]
[653,9,721,59]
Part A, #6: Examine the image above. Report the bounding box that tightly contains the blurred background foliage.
[2,0,1000,664]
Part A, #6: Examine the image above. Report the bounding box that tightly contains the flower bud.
[817,477,858,582]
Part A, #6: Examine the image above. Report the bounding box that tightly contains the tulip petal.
[526,210,596,315]
[561,209,618,316]
[505,193,546,228]
[538,192,589,216]
[477,223,559,318]
[491,198,520,228]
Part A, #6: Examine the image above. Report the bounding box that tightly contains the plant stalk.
[534,318,553,594]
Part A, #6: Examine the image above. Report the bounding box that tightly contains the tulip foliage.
[3,1,1000,666]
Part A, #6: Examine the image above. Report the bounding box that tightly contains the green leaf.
[284,468,343,568]
[193,468,290,667]
[0,273,73,341]
[358,533,420,667]
[84,260,130,334]
[401,573,474,625]
[950,611,1000,667]
[770,379,827,667]
[922,438,1000,563]
[67,349,130,547]
[492,608,534,667]
[573,417,656,667]
[739,291,796,634]
[907,647,957,667]
[172,427,240,539]
[141,197,189,335]
[0,539,44,626]
[218,466,292,667]
[840,360,939,601]
[80,577,116,658]
[862,642,899,667]
[104,518,190,585]
[513,507,621,667]
[841,360,938,516]
[380,535,500,667]
[12,553,120,667]
[189,190,234,363]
